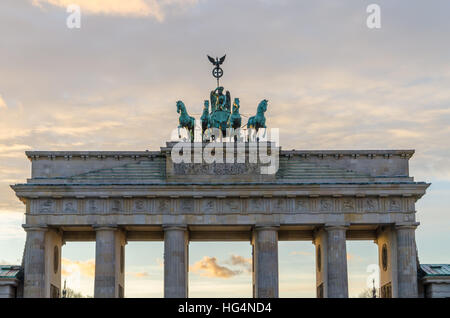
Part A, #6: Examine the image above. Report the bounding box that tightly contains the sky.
[0,0,450,297]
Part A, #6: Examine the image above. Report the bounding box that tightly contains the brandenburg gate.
[10,56,430,298]
[11,142,429,298]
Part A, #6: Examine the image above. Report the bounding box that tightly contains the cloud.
[31,0,200,21]
[190,256,242,279]
[226,254,252,273]
[127,271,150,278]
[62,258,95,278]
[156,257,164,268]
[0,211,25,240]
[0,95,6,109]
[347,253,364,263]
[290,251,313,257]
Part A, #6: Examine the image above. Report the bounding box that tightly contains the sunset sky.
[1,0,449,297]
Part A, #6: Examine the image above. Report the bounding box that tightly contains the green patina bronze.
[176,100,195,142]
[247,99,268,141]
[230,98,242,130]
[177,56,269,142]
[200,100,210,137]
[209,86,233,138]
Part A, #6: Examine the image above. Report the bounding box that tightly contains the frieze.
[363,197,379,212]
[319,198,333,212]
[173,162,260,175]
[295,198,309,212]
[271,198,287,212]
[63,199,77,214]
[28,196,416,215]
[200,198,216,213]
[39,199,55,213]
[342,198,356,212]
[178,198,195,213]
[86,199,104,214]
[157,198,172,213]
[388,197,402,212]
[132,199,148,213]
[249,198,265,213]
[222,198,241,213]
[110,199,123,213]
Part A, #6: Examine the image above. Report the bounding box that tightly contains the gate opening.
[279,241,315,297]
[125,242,164,298]
[61,242,95,298]
[346,241,378,298]
[188,242,252,298]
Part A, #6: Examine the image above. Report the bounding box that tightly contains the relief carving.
[342,198,355,212]
[87,199,100,213]
[39,199,54,213]
[133,199,146,212]
[224,199,240,213]
[295,199,308,212]
[250,198,263,212]
[272,198,286,211]
[389,198,401,212]
[63,200,77,213]
[157,198,171,212]
[111,199,122,212]
[364,198,378,212]
[180,199,194,212]
[201,199,215,213]
[320,199,333,212]
[173,163,260,175]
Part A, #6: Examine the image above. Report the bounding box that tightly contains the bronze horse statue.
[176,100,195,142]
[247,99,268,142]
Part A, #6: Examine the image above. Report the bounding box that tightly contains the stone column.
[23,225,47,298]
[252,226,279,298]
[325,225,348,298]
[94,226,126,298]
[164,225,189,298]
[313,228,328,298]
[396,223,419,298]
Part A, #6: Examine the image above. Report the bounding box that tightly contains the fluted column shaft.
[94,226,125,298]
[164,226,188,298]
[253,226,279,298]
[325,225,348,298]
[396,224,418,298]
[23,226,47,298]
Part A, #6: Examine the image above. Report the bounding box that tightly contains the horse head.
[257,99,268,113]
[176,100,185,114]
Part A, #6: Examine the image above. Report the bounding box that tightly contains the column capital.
[324,223,349,231]
[22,224,48,232]
[395,222,420,230]
[163,224,188,231]
[92,224,118,231]
[254,224,280,231]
